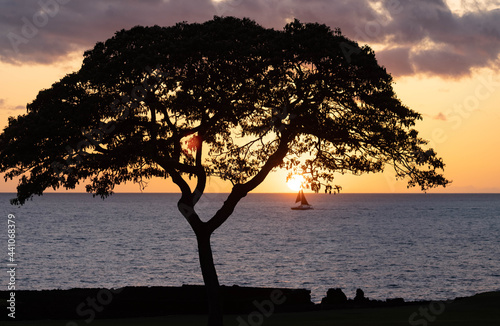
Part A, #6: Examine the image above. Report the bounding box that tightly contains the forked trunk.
[197,232,224,326]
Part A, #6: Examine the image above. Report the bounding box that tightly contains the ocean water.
[2,193,499,303]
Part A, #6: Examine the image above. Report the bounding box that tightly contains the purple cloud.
[377,0,500,76]
[0,0,216,64]
[375,47,415,75]
[0,0,499,78]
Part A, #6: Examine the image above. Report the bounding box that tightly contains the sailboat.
[291,189,313,210]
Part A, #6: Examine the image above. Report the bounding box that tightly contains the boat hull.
[291,205,313,210]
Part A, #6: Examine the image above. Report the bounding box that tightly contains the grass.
[4,292,499,326]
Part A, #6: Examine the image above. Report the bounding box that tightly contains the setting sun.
[287,174,305,192]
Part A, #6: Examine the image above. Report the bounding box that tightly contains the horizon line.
[1,192,499,195]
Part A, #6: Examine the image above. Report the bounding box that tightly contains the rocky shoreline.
[0,285,456,321]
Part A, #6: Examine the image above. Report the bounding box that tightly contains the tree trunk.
[197,232,224,326]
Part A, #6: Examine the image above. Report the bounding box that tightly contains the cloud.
[433,112,447,121]
[376,0,500,77]
[0,101,26,123]
[1,103,26,112]
[375,47,415,75]
[0,0,499,78]
[0,0,217,64]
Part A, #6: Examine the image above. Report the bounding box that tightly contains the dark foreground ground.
[2,286,499,325]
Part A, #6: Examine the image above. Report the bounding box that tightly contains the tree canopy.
[1,17,448,209]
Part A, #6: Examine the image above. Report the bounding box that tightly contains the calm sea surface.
[2,193,499,303]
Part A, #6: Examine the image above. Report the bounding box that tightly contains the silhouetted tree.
[0,17,449,326]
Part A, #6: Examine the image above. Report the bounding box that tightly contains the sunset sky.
[1,0,499,194]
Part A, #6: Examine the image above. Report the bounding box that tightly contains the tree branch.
[155,156,203,231]
[193,137,206,206]
[205,130,294,234]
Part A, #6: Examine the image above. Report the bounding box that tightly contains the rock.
[321,288,348,305]
[354,288,367,303]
